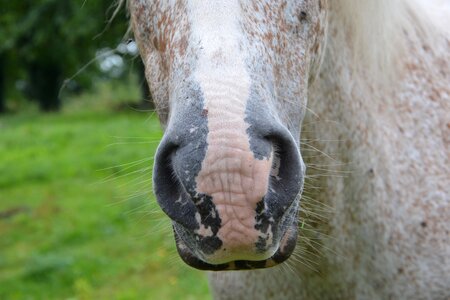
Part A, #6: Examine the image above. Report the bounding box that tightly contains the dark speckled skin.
[152,80,207,231]
[153,79,225,257]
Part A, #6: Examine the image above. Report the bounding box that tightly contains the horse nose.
[153,104,304,266]
[153,121,302,218]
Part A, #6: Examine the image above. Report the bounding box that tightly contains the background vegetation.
[0,0,151,112]
[0,81,211,299]
[0,2,210,299]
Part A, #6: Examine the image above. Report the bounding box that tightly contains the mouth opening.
[173,217,299,271]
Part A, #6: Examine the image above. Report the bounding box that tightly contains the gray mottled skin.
[129,0,450,299]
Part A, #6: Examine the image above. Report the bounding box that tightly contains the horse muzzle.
[152,82,305,270]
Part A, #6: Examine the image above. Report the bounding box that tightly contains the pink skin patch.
[194,78,274,264]
[195,120,274,263]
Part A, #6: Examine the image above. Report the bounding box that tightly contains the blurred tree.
[0,0,129,112]
[0,54,4,113]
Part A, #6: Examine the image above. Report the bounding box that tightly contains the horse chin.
[173,223,298,271]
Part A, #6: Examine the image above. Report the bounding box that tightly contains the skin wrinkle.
[195,87,274,261]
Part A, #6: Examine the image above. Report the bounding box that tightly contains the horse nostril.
[153,138,199,230]
[262,127,304,220]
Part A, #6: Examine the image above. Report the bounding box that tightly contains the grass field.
[0,82,211,300]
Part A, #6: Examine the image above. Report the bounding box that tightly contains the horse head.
[129,0,327,270]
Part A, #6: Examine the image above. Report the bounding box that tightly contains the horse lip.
[173,221,298,271]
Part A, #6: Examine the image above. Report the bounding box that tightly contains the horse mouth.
[172,221,298,271]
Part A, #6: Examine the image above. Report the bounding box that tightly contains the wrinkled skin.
[129,0,450,299]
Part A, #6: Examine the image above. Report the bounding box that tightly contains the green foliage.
[1,0,126,64]
[0,0,130,110]
[0,83,211,300]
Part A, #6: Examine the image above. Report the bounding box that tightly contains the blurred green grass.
[0,82,211,300]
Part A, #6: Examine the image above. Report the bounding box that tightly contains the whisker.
[96,156,153,172]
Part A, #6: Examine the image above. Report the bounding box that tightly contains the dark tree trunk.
[137,58,155,110]
[0,54,5,114]
[28,63,62,112]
